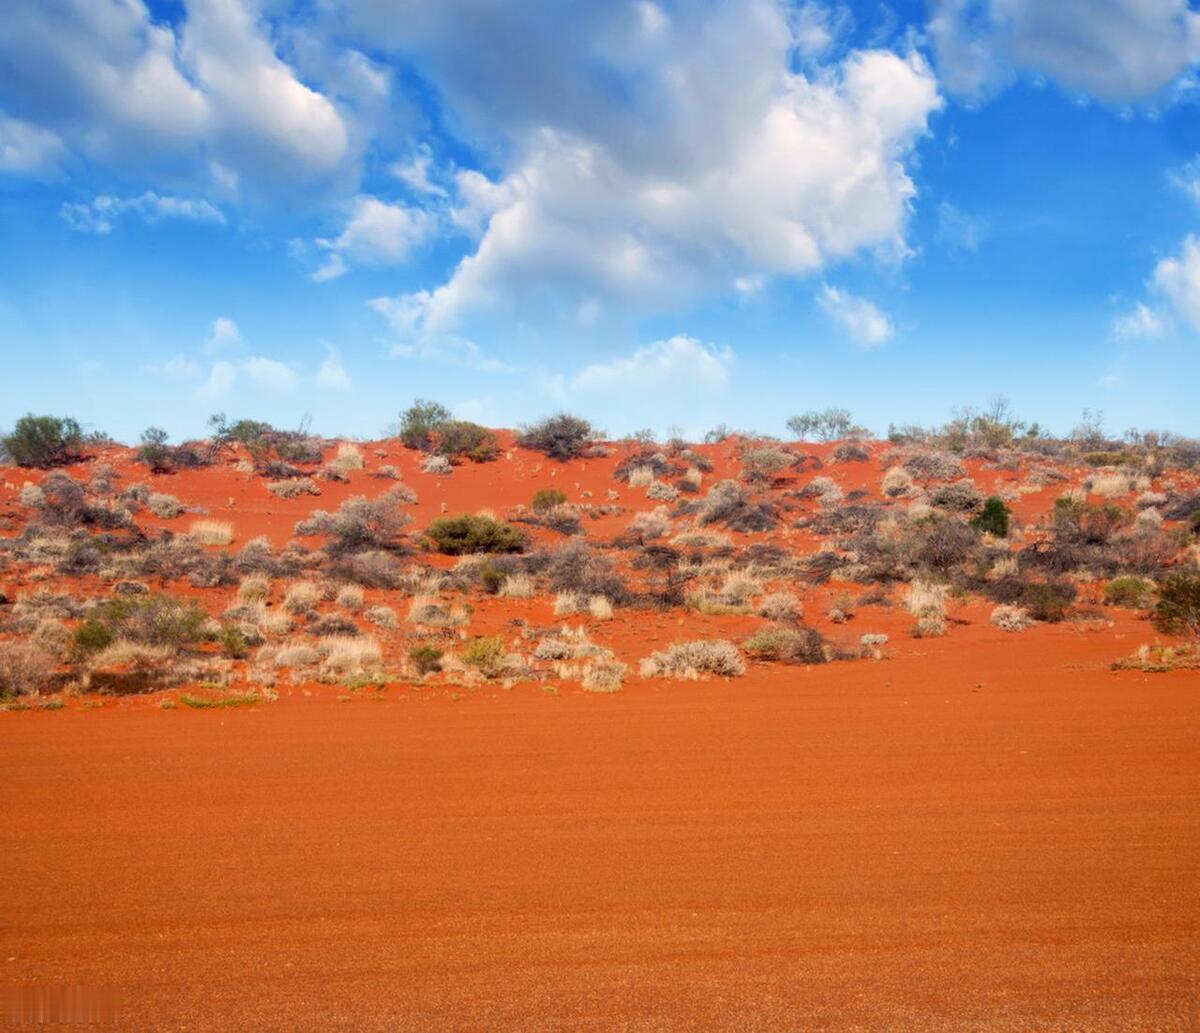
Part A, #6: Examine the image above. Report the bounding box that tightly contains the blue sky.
[2,0,1200,443]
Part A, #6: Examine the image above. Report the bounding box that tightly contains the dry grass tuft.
[190,519,234,546]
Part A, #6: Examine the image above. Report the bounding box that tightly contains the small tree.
[1153,574,1200,638]
[2,414,85,467]
[138,426,172,473]
[517,413,595,461]
[971,496,1011,538]
[398,399,451,451]
[786,408,864,442]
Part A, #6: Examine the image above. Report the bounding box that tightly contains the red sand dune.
[2,435,1199,1029]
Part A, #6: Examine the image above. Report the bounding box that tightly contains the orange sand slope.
[3,631,1198,1032]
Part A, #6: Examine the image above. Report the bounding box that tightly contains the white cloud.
[315,348,352,390]
[313,195,435,279]
[389,145,447,197]
[242,356,298,392]
[1170,156,1200,205]
[160,354,202,381]
[928,0,1200,103]
[59,191,225,234]
[359,3,941,335]
[817,284,894,346]
[935,201,986,253]
[572,335,733,393]
[1111,302,1166,340]
[204,317,242,354]
[0,111,66,176]
[197,360,238,399]
[1152,234,1200,330]
[0,0,350,189]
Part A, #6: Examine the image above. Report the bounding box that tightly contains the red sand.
[3,631,1198,1031]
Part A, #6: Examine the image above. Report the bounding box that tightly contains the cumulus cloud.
[59,191,225,234]
[817,284,894,345]
[572,335,733,393]
[315,348,352,390]
[0,0,350,190]
[1152,234,1200,330]
[197,360,238,399]
[313,195,435,280]
[927,0,1200,103]
[242,356,298,391]
[358,1,941,336]
[204,317,242,354]
[0,111,66,176]
[1111,302,1166,340]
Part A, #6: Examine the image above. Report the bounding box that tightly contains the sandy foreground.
[2,630,1197,1032]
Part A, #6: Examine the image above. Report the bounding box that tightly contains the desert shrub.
[646,480,678,502]
[929,478,983,512]
[147,492,184,519]
[989,605,1032,632]
[420,454,453,475]
[1104,576,1155,608]
[374,464,401,480]
[588,595,614,620]
[640,639,745,679]
[461,636,506,677]
[319,635,382,677]
[137,426,172,473]
[273,644,321,669]
[798,476,843,505]
[294,492,412,553]
[1153,574,1200,638]
[831,442,870,463]
[364,605,398,629]
[1052,497,1127,545]
[544,542,630,603]
[786,408,863,442]
[758,591,803,622]
[698,480,778,531]
[517,413,595,461]
[218,625,249,658]
[905,580,948,636]
[267,477,320,499]
[742,625,827,664]
[398,399,452,451]
[336,584,364,610]
[498,573,534,598]
[477,559,505,594]
[81,595,210,650]
[581,659,626,693]
[330,443,364,472]
[282,581,322,614]
[1020,581,1075,622]
[532,488,568,512]
[623,507,671,544]
[432,420,499,463]
[2,414,85,468]
[425,514,524,555]
[971,496,1011,537]
[191,519,233,546]
[409,644,444,674]
[740,446,797,483]
[912,516,980,574]
[903,451,965,481]
[310,613,360,637]
[0,642,57,697]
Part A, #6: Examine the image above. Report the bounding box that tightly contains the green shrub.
[1189,510,1200,538]
[971,496,1011,537]
[1153,574,1200,638]
[425,514,525,555]
[1020,581,1075,623]
[433,420,498,463]
[137,426,172,472]
[398,399,451,451]
[532,488,568,512]
[478,559,504,594]
[742,625,827,664]
[461,636,506,676]
[2,414,85,468]
[83,596,211,649]
[218,625,249,659]
[409,644,444,674]
[517,413,595,461]
[1104,576,1155,608]
[74,619,116,654]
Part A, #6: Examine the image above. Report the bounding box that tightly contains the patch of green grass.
[179,693,261,709]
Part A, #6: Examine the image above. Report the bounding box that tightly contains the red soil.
[3,437,1199,1028]
[3,632,1198,1031]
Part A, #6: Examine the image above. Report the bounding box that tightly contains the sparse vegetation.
[517,413,595,460]
[2,414,86,468]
